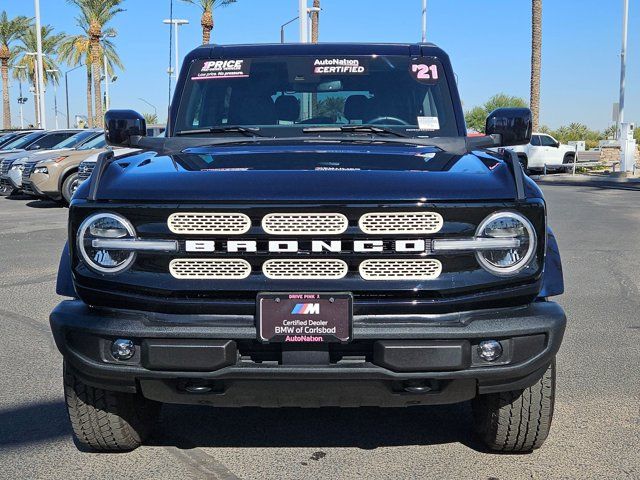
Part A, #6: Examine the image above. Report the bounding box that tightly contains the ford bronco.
[50,43,566,453]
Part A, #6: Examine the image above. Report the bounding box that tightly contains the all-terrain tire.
[63,363,160,452]
[61,172,79,204]
[471,359,556,452]
[517,154,529,175]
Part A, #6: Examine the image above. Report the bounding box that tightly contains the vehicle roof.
[185,42,446,61]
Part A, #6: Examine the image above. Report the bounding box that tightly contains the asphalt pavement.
[0,186,638,480]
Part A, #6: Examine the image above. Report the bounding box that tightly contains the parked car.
[505,133,577,172]
[51,42,566,453]
[76,147,141,186]
[21,132,106,203]
[0,130,41,149]
[0,129,95,196]
[146,124,166,137]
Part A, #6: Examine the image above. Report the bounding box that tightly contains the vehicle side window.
[540,135,557,147]
[531,135,541,146]
[32,133,75,149]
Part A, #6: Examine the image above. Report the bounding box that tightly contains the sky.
[2,0,638,131]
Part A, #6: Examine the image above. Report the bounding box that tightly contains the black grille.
[21,161,38,183]
[0,158,13,176]
[78,161,95,181]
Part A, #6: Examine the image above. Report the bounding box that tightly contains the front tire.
[61,172,79,204]
[0,183,15,196]
[63,363,160,452]
[472,359,556,452]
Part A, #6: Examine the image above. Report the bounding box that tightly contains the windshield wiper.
[176,126,264,137]
[302,125,408,138]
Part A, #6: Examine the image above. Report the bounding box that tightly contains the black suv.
[50,43,565,453]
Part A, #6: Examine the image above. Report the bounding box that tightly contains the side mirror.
[104,109,147,147]
[485,108,532,147]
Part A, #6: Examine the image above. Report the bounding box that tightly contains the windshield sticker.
[313,58,367,75]
[192,59,251,80]
[410,59,440,84]
[417,116,440,131]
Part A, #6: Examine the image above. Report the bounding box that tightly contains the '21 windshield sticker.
[409,58,440,84]
[192,59,252,80]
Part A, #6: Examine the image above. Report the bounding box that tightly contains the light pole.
[14,66,28,129]
[34,0,46,129]
[46,69,59,129]
[280,16,298,43]
[100,32,116,111]
[64,64,84,128]
[281,7,320,43]
[24,52,40,127]
[163,19,189,80]
[617,0,629,134]
[422,0,427,42]
[138,97,158,119]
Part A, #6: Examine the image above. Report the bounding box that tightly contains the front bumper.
[50,300,566,407]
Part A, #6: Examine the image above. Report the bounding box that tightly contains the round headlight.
[475,211,536,276]
[77,213,136,274]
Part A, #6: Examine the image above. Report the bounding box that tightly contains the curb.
[532,174,640,190]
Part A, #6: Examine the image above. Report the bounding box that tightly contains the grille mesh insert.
[262,259,348,279]
[359,259,442,280]
[262,213,348,235]
[359,212,443,234]
[169,259,251,279]
[168,213,251,235]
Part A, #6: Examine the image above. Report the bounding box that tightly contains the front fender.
[56,242,78,298]
[539,227,564,297]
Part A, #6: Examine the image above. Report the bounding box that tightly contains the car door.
[527,135,544,168]
[538,135,562,166]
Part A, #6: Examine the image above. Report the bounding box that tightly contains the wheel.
[63,363,160,452]
[471,359,556,452]
[61,172,79,204]
[0,182,15,196]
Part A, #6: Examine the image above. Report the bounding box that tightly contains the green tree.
[67,0,125,128]
[59,14,122,128]
[464,93,528,133]
[142,112,158,124]
[180,0,237,45]
[13,25,64,125]
[0,11,32,129]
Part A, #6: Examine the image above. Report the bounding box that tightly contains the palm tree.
[530,0,542,131]
[67,0,125,128]
[0,12,32,129]
[142,112,158,124]
[13,25,64,126]
[181,0,237,45]
[311,0,320,43]
[59,14,123,128]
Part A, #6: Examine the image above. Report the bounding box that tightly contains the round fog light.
[478,340,503,362]
[111,339,135,360]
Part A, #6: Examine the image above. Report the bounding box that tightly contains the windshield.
[2,132,42,150]
[55,131,97,149]
[77,134,106,150]
[175,55,458,137]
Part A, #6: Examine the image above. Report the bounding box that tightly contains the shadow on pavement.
[25,199,65,209]
[0,400,70,448]
[534,179,640,191]
[0,400,486,453]
[151,402,486,452]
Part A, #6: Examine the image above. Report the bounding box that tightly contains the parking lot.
[0,184,638,480]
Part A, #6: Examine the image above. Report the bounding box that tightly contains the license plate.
[257,293,353,343]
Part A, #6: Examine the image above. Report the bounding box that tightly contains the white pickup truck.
[506,133,577,173]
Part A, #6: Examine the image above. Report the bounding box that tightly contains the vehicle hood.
[85,143,528,202]
[0,147,73,163]
[36,148,104,165]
